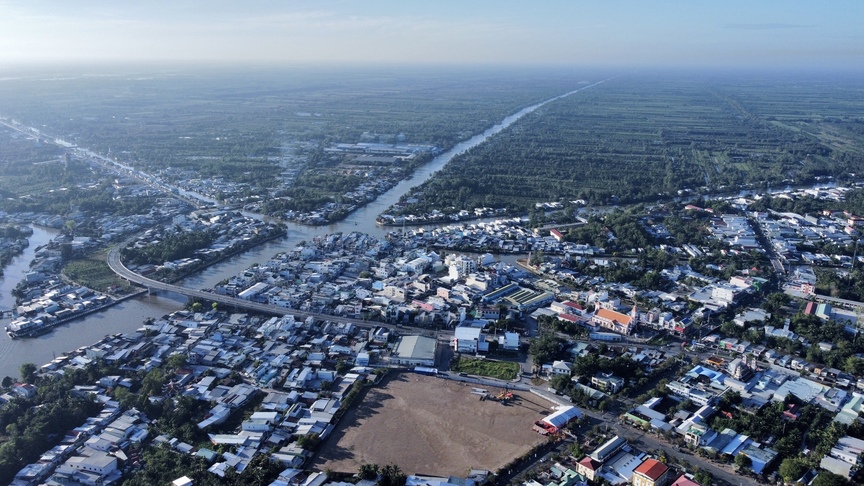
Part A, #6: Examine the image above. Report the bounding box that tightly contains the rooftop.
[393,335,437,361]
[634,458,668,481]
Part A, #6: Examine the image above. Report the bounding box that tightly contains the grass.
[62,249,133,295]
[450,357,519,380]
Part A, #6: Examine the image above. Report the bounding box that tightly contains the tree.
[762,292,790,313]
[296,433,321,450]
[734,453,752,472]
[812,471,850,486]
[358,463,380,480]
[693,469,712,486]
[843,356,864,375]
[529,334,561,367]
[549,373,572,392]
[778,457,808,484]
[19,363,37,384]
[378,464,406,486]
[1,376,12,388]
[166,353,187,370]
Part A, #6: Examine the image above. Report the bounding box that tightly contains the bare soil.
[316,373,551,476]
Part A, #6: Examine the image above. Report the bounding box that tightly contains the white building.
[499,332,520,351]
[454,326,488,353]
[62,452,118,478]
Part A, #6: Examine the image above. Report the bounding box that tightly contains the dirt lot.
[316,373,551,476]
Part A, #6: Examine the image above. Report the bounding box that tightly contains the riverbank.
[5,288,145,339]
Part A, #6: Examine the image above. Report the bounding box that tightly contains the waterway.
[0,81,608,379]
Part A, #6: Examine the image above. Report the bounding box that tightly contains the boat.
[6,317,52,339]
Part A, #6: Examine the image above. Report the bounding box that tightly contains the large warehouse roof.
[393,335,437,361]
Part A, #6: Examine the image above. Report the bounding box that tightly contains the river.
[0,81,607,379]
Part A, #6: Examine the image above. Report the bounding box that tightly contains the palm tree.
[379,464,406,486]
[358,463,379,481]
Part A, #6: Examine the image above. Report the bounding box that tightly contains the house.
[355,352,370,367]
[577,457,601,481]
[591,373,625,394]
[10,383,37,399]
[632,459,669,486]
[173,477,194,486]
[684,423,717,448]
[551,361,573,376]
[591,308,637,335]
[537,406,582,433]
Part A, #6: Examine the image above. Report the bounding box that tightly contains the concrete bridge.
[106,245,379,328]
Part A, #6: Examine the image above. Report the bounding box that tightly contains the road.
[0,119,211,210]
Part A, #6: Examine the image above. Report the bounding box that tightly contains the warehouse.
[389,335,437,367]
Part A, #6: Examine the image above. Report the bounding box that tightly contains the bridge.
[106,245,381,329]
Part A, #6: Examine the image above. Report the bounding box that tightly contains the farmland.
[0,66,594,211]
[386,72,864,217]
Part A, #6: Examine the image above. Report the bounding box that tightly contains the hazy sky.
[1,0,861,70]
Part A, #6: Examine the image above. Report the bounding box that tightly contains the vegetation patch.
[450,357,519,380]
[62,249,133,295]
[386,74,864,216]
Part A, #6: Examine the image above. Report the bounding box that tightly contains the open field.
[451,357,520,380]
[316,373,550,476]
[63,249,133,295]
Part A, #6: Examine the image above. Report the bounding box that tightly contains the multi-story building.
[591,307,637,335]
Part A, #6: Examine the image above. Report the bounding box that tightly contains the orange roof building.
[591,307,637,335]
[632,458,670,486]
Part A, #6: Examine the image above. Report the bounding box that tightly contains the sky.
[1,0,862,70]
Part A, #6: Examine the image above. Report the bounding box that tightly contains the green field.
[450,357,519,380]
[62,250,133,295]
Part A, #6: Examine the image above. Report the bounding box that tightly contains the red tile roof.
[578,456,600,471]
[563,300,584,310]
[634,458,668,481]
[595,308,633,325]
[671,475,701,486]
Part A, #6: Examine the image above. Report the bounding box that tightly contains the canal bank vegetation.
[384,74,864,218]
[0,225,31,277]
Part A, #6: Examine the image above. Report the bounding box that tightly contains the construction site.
[315,373,552,476]
[471,387,514,403]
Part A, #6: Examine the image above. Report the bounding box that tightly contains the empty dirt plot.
[316,373,550,476]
